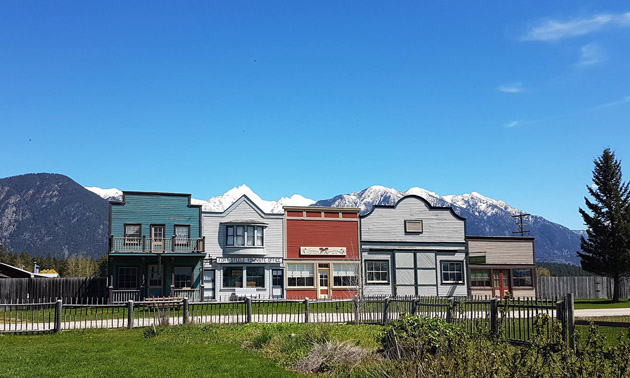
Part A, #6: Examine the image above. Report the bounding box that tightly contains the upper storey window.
[226,225,264,247]
[124,224,141,245]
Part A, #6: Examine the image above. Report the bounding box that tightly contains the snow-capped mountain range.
[85,184,582,263]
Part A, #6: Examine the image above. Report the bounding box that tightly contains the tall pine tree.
[578,148,630,302]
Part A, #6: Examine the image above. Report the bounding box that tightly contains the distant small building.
[0,262,59,278]
[466,236,536,298]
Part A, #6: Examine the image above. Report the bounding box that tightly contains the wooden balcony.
[109,236,205,254]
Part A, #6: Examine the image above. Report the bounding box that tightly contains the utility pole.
[512,213,531,236]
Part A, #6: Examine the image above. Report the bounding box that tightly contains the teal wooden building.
[108,191,205,302]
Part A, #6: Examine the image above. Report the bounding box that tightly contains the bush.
[293,340,371,374]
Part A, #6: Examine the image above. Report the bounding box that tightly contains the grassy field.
[574,298,630,309]
[0,323,384,378]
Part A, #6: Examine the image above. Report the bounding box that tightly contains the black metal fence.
[0,295,577,345]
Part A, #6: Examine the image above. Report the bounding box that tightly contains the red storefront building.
[284,206,361,299]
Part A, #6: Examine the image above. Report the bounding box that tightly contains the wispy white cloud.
[498,82,524,93]
[503,95,630,128]
[522,12,630,42]
[578,43,605,66]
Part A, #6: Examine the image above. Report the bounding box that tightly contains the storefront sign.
[300,247,346,256]
[215,257,282,264]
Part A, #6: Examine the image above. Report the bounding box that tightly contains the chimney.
[33,262,39,274]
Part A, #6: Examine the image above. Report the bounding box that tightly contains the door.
[493,269,511,298]
[151,225,165,252]
[271,269,283,299]
[203,269,215,300]
[318,264,330,299]
[147,264,163,297]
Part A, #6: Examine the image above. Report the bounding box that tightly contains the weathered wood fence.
[0,295,576,346]
[536,276,630,299]
[0,277,108,303]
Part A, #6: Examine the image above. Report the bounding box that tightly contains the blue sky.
[1,2,629,230]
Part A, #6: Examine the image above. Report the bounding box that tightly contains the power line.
[512,213,531,236]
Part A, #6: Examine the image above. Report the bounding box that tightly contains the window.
[148,265,162,287]
[124,224,141,245]
[235,226,244,246]
[246,266,265,288]
[174,267,193,288]
[256,226,264,246]
[441,262,464,283]
[226,225,264,247]
[118,267,137,289]
[174,225,190,246]
[272,269,283,286]
[405,220,423,233]
[223,267,243,288]
[226,226,234,245]
[365,261,389,284]
[470,269,491,287]
[333,263,359,287]
[512,269,533,287]
[287,264,314,287]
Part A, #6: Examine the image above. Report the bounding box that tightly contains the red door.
[493,270,510,298]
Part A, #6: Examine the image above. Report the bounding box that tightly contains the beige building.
[467,236,536,298]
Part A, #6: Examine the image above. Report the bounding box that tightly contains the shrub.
[292,340,371,374]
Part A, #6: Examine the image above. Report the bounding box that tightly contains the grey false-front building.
[202,195,284,300]
[360,195,468,297]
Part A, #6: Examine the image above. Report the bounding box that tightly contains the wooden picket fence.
[536,276,630,299]
[0,295,577,346]
[0,277,108,303]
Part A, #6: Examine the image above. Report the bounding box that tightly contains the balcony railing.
[172,288,202,301]
[109,236,205,253]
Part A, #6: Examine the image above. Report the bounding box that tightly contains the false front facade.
[202,196,284,300]
[284,206,361,299]
[467,236,536,298]
[360,195,468,297]
[108,192,205,302]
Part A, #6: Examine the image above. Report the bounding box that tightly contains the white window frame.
[287,263,315,288]
[332,263,359,288]
[441,261,464,284]
[365,260,390,284]
[226,225,265,247]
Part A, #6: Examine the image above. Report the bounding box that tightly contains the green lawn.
[0,326,302,378]
[574,298,630,309]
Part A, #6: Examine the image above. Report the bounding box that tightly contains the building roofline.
[466,235,535,241]
[360,195,466,221]
[283,205,361,212]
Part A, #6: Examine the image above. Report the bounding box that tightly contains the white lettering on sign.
[215,257,282,264]
[300,247,346,256]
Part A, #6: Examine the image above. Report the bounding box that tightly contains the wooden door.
[151,225,165,252]
[147,264,163,297]
[493,269,510,298]
[318,264,330,299]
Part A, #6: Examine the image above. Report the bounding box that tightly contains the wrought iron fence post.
[183,297,190,324]
[411,298,417,316]
[446,297,454,323]
[566,293,575,350]
[54,299,62,332]
[245,297,252,323]
[127,300,134,329]
[353,296,360,325]
[304,298,310,323]
[382,298,391,325]
[490,298,499,336]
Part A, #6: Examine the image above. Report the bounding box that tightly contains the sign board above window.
[300,247,346,256]
[215,257,282,264]
[469,256,487,264]
[405,220,423,233]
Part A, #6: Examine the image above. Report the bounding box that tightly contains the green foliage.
[536,262,592,276]
[578,148,630,301]
[0,244,106,277]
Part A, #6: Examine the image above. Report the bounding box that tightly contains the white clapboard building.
[360,195,468,297]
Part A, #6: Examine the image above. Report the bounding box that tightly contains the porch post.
[170,257,175,297]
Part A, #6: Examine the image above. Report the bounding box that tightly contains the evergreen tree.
[578,148,630,302]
